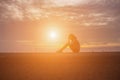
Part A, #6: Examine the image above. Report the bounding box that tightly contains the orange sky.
[0,0,120,52]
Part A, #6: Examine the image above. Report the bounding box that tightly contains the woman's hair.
[68,34,77,40]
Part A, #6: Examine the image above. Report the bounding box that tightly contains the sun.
[50,31,57,39]
[44,24,61,41]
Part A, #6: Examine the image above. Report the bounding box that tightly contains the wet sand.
[0,52,120,80]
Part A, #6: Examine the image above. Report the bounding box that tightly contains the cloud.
[0,0,119,22]
[48,0,87,6]
[0,0,46,21]
[0,0,119,30]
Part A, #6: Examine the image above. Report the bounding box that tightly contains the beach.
[0,52,120,80]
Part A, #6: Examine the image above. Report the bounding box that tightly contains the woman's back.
[69,38,80,53]
[69,34,80,53]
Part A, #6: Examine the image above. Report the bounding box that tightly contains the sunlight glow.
[50,31,57,39]
[46,25,60,41]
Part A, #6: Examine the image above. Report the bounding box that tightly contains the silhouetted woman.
[57,34,80,53]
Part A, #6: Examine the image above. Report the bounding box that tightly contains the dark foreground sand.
[0,52,120,80]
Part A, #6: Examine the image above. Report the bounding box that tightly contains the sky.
[0,0,120,52]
